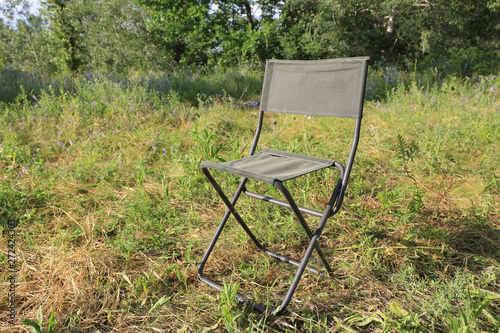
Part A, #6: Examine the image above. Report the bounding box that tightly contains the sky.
[0,0,41,17]
[27,0,42,12]
[0,1,269,24]
[2,1,264,18]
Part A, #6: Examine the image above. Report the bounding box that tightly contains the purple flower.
[162,149,166,155]
[69,139,73,146]
[102,133,105,139]
[33,95,38,101]
[22,166,28,174]
[9,126,12,132]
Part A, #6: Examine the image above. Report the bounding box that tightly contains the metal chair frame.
[198,57,368,315]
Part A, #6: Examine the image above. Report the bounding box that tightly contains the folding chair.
[198,57,370,315]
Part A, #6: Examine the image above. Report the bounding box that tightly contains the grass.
[0,64,499,332]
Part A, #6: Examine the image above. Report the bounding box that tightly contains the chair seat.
[201,148,335,185]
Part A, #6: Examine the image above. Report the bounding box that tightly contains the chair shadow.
[224,210,499,331]
[266,210,500,330]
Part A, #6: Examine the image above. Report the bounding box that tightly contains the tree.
[136,0,213,64]
[38,0,162,73]
[136,0,284,65]
[41,0,84,72]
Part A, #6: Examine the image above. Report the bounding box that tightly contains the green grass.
[0,66,499,332]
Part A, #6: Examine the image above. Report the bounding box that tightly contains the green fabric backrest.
[260,57,369,119]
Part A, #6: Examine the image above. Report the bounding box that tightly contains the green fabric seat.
[201,148,335,185]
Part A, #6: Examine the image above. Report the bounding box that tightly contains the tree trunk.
[243,1,255,30]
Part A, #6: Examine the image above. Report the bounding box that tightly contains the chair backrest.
[259,57,369,119]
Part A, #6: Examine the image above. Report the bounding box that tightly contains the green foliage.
[22,307,59,333]
[2,0,500,74]
[137,0,212,64]
[39,0,160,73]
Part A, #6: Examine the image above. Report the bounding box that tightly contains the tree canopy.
[1,0,499,73]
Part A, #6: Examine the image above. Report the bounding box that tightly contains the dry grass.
[1,73,499,332]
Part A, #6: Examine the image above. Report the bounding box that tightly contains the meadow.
[0,63,499,332]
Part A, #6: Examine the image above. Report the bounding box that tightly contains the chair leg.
[273,224,325,315]
[274,181,334,276]
[269,181,334,315]
[200,168,266,250]
[199,167,332,315]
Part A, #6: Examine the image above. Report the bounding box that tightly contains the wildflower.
[9,126,12,132]
[102,133,105,139]
[163,149,166,155]
[69,139,73,146]
[22,166,28,174]
[33,95,38,101]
